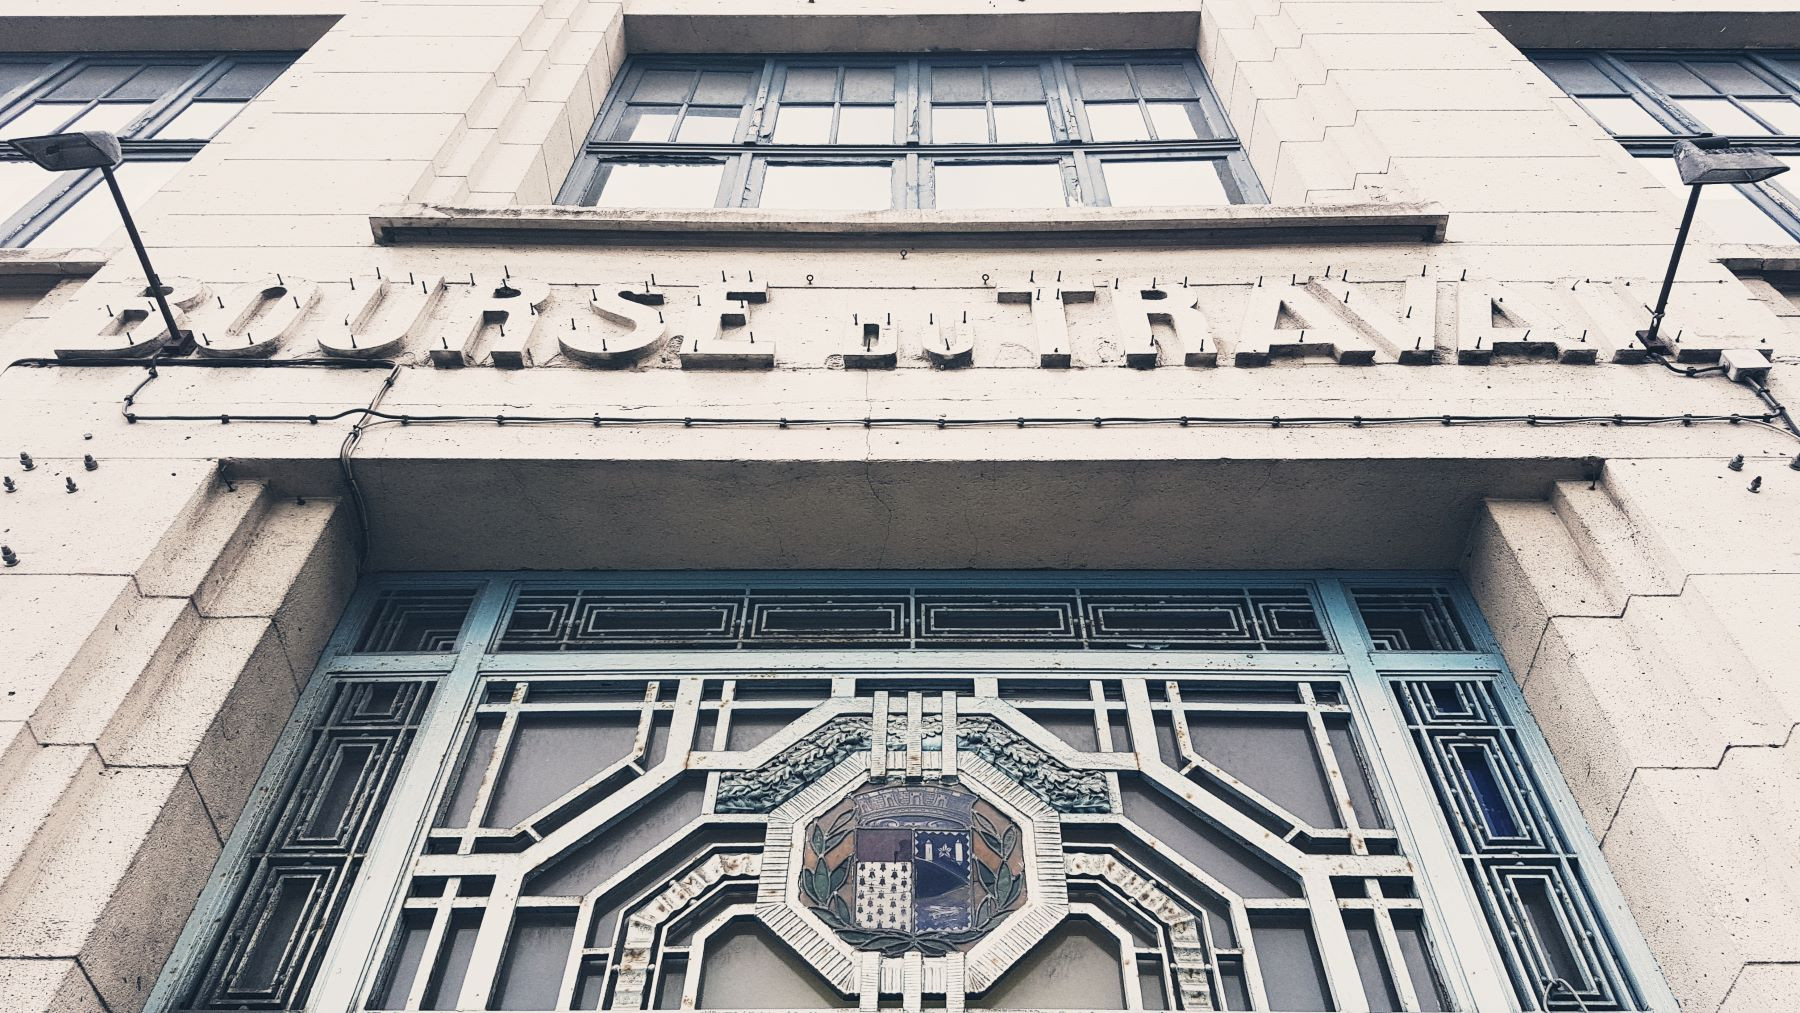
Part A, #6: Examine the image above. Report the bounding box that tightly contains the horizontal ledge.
[369,202,1449,248]
[0,247,109,278]
[624,10,1204,55]
[1716,242,1800,274]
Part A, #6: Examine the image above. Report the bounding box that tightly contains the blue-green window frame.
[1530,49,1800,241]
[149,571,1675,1013]
[0,52,298,247]
[556,53,1267,211]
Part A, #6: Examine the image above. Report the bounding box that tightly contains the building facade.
[1,1,1798,1011]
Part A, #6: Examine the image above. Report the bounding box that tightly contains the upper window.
[0,54,295,248]
[1532,51,1800,244]
[557,54,1264,211]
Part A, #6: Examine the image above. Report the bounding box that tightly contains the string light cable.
[7,354,1798,568]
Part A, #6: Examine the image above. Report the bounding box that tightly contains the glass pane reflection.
[593,162,724,209]
[760,163,892,210]
[934,162,1067,209]
[1103,159,1228,207]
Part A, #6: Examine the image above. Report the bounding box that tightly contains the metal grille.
[354,587,479,653]
[1351,586,1473,651]
[1393,679,1639,1012]
[187,679,433,1010]
[494,585,1330,652]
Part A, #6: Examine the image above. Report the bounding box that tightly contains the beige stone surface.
[0,960,107,1013]
[2,0,1800,1011]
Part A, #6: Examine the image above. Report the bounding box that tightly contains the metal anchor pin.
[1729,454,1745,471]
[19,452,33,470]
[65,477,77,493]
[1,546,17,567]
[83,454,97,471]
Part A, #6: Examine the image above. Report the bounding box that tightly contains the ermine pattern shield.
[801,783,1025,950]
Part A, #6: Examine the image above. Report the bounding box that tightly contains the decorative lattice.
[494,585,1330,652]
[1351,586,1473,651]
[187,679,433,1010]
[1393,678,1638,1011]
[353,587,478,652]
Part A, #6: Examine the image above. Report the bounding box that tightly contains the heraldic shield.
[800,783,1026,955]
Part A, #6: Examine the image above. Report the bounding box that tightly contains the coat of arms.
[800,784,1026,955]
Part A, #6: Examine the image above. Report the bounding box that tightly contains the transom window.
[152,574,1672,1013]
[557,54,1265,211]
[1532,51,1800,243]
[0,53,294,248]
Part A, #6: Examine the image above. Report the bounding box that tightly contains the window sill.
[0,248,109,277]
[370,202,1449,247]
[1716,243,1800,273]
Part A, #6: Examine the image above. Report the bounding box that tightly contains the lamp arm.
[99,163,185,351]
[1641,182,1703,351]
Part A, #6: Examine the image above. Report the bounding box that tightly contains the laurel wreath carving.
[801,809,1025,956]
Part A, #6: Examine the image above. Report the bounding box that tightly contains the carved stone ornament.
[716,714,1110,814]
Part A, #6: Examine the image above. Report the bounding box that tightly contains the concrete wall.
[2,0,1800,1010]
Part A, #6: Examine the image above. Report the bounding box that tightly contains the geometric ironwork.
[495,584,1330,652]
[184,679,433,1010]
[1393,678,1640,1011]
[1351,586,1473,651]
[159,574,1671,1013]
[353,587,479,653]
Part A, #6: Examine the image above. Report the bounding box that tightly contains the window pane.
[843,67,894,103]
[1680,97,1771,135]
[0,102,81,136]
[66,101,153,135]
[1086,103,1150,141]
[153,100,244,140]
[201,62,287,101]
[836,105,895,144]
[1133,64,1197,100]
[676,107,739,143]
[760,163,892,210]
[988,65,1045,102]
[931,67,985,103]
[592,161,723,208]
[783,67,837,102]
[1076,65,1134,100]
[1623,60,1712,96]
[934,162,1067,209]
[693,70,752,105]
[1103,159,1229,207]
[772,104,832,144]
[1147,102,1202,140]
[44,65,135,100]
[1536,58,1622,96]
[0,62,49,97]
[28,161,183,248]
[611,106,679,142]
[110,63,201,101]
[1580,96,1669,135]
[633,69,693,103]
[1690,60,1779,96]
[994,104,1051,143]
[0,160,52,223]
[933,106,989,144]
[1743,98,1800,134]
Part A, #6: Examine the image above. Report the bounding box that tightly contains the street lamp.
[6,129,188,353]
[1638,136,1789,354]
